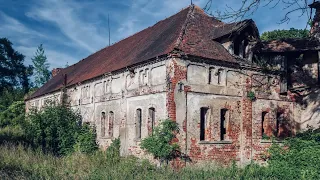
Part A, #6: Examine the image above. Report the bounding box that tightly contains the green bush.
[264,127,320,179]
[141,119,180,163]
[25,103,98,156]
[0,101,25,128]
[74,123,98,154]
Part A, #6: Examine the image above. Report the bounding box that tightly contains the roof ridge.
[174,5,195,50]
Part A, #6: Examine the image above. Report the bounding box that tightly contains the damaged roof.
[28,5,238,100]
[260,38,320,52]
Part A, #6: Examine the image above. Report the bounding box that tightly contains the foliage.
[0,88,25,112]
[141,119,180,162]
[105,138,121,160]
[0,101,25,128]
[0,126,29,145]
[247,91,256,101]
[261,28,309,41]
[0,38,33,94]
[265,127,320,179]
[25,103,98,156]
[32,44,51,88]
[74,124,99,154]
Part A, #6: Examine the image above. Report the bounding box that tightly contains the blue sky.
[0,0,313,70]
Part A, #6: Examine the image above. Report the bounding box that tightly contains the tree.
[141,119,180,165]
[25,103,98,155]
[204,0,314,25]
[261,28,310,41]
[0,38,33,93]
[32,44,51,88]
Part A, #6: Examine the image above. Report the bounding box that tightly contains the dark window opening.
[108,111,114,137]
[200,107,209,141]
[136,109,142,139]
[276,112,283,137]
[220,109,228,141]
[149,107,155,134]
[101,112,106,137]
[262,112,267,137]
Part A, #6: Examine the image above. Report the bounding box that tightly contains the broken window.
[108,111,114,137]
[101,112,106,137]
[149,107,155,134]
[136,108,142,139]
[262,112,268,137]
[200,107,209,141]
[220,109,228,141]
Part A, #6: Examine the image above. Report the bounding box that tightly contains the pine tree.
[32,44,51,87]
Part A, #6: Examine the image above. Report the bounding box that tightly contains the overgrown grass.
[1,123,320,179]
[0,143,274,180]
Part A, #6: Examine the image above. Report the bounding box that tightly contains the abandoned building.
[25,2,320,166]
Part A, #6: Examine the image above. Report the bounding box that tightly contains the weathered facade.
[26,3,320,166]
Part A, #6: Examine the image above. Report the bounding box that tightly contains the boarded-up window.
[101,112,106,137]
[200,107,209,141]
[136,109,142,139]
[149,108,155,134]
[108,111,114,137]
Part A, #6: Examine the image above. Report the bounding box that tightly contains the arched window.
[136,109,142,139]
[220,109,229,141]
[149,107,155,134]
[108,111,114,137]
[200,107,209,141]
[101,112,106,137]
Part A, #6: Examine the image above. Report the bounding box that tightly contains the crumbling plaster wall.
[169,57,295,166]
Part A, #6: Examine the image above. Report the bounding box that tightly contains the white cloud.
[26,0,108,53]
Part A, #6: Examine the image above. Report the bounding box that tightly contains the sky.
[0,0,314,70]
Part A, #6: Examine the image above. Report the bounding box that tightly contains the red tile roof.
[28,5,236,100]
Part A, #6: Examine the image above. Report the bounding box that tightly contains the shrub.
[141,119,180,164]
[0,101,25,128]
[74,124,98,154]
[25,103,98,156]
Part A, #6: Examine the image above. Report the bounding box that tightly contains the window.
[105,80,110,94]
[217,69,222,84]
[101,112,106,137]
[208,67,214,84]
[136,109,142,139]
[276,112,283,137]
[144,69,149,85]
[200,107,209,141]
[108,111,114,137]
[262,112,268,137]
[149,108,155,134]
[220,109,228,141]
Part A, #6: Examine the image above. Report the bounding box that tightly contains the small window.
[200,107,209,141]
[149,107,155,134]
[262,112,268,137]
[108,111,114,137]
[220,109,228,141]
[208,67,214,84]
[136,109,142,139]
[101,112,106,137]
[104,80,110,94]
[276,112,283,137]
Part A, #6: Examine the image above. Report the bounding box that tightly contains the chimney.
[309,1,320,40]
[52,68,62,77]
